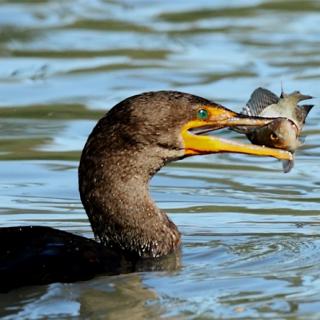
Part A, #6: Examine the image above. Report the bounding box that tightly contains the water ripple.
[1,0,320,319]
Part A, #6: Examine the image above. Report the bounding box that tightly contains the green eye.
[197,108,209,120]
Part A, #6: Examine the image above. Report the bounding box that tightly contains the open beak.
[182,105,292,161]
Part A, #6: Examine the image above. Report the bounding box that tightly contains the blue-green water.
[1,0,320,319]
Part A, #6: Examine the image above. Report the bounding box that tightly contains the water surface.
[1,0,320,319]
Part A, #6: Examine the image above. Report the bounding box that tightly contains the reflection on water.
[1,0,320,319]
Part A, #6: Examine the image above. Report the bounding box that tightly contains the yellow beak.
[182,105,292,161]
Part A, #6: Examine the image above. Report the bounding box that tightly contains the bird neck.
[79,142,181,258]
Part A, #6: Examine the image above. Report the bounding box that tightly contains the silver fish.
[236,87,313,173]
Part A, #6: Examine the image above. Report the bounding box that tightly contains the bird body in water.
[0,91,292,292]
[235,87,313,172]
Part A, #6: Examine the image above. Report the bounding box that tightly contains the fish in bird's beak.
[181,104,292,161]
[233,87,314,173]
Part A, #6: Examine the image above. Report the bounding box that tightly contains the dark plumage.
[0,226,135,292]
[79,91,202,258]
[0,91,292,292]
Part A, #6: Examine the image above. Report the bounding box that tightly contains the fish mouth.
[181,104,293,161]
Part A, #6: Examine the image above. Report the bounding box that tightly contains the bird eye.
[270,132,278,140]
[197,109,209,120]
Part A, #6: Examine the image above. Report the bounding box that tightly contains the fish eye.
[197,109,209,120]
[270,132,278,141]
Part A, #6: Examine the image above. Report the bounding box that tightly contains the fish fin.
[242,87,279,116]
[295,92,313,102]
[282,154,295,173]
[296,104,314,125]
[280,81,285,98]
